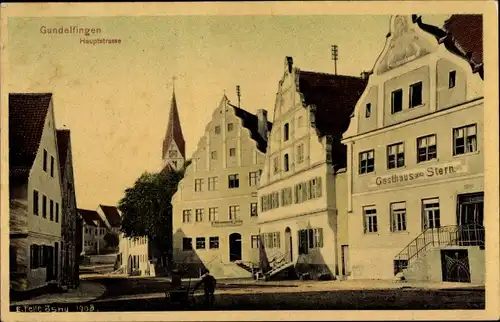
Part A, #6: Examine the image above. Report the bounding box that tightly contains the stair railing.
[394,224,485,274]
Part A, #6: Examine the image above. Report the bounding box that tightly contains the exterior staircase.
[394,224,485,276]
[234,260,257,274]
[261,252,294,280]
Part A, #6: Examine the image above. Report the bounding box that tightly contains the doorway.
[441,249,471,283]
[457,193,484,246]
[46,246,54,281]
[285,227,293,262]
[128,255,133,274]
[229,233,242,261]
[341,245,349,276]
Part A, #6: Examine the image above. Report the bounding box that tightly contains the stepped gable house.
[341,14,484,282]
[172,93,272,279]
[256,57,367,280]
[9,93,64,292]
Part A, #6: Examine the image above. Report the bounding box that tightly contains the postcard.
[1,1,498,321]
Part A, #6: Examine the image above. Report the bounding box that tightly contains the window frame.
[182,209,192,223]
[359,150,375,174]
[194,178,203,192]
[208,207,218,221]
[453,124,477,156]
[391,89,403,114]
[363,206,378,234]
[387,142,405,169]
[208,176,218,191]
[409,81,423,108]
[209,237,219,249]
[196,237,206,249]
[390,202,407,232]
[284,153,289,172]
[228,174,239,188]
[417,134,437,163]
[229,205,240,221]
[195,208,204,222]
[365,103,371,118]
[250,202,258,217]
[249,171,259,186]
[421,198,441,230]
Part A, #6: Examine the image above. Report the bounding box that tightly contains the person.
[171,269,184,290]
[193,269,217,306]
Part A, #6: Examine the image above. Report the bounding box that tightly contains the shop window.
[209,237,219,249]
[196,237,206,249]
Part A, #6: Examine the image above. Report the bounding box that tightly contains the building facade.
[341,15,484,282]
[56,129,80,288]
[172,94,272,278]
[79,209,108,254]
[257,57,367,280]
[9,93,64,292]
[118,235,154,276]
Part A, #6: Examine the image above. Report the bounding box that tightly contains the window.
[298,230,308,254]
[208,207,218,221]
[387,142,405,169]
[363,206,378,233]
[227,123,234,132]
[284,123,289,141]
[169,150,177,158]
[43,150,48,172]
[209,237,219,249]
[182,210,192,223]
[391,89,403,113]
[50,156,55,177]
[359,150,375,174]
[172,160,177,168]
[449,70,456,88]
[196,237,206,249]
[211,151,217,160]
[228,174,239,188]
[390,202,407,232]
[453,124,477,155]
[251,235,260,249]
[208,177,218,191]
[229,148,236,157]
[365,103,371,118]
[55,202,59,223]
[42,195,47,218]
[194,179,203,192]
[281,187,293,206]
[409,81,423,108]
[300,228,324,250]
[284,154,289,172]
[296,144,304,164]
[182,238,193,251]
[229,205,240,220]
[195,209,204,222]
[273,157,279,174]
[263,232,281,248]
[394,259,409,275]
[250,203,258,217]
[417,134,437,163]
[249,171,259,186]
[33,190,39,215]
[422,198,440,230]
[214,126,221,134]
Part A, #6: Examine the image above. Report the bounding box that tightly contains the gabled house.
[78,208,108,254]
[172,94,272,278]
[56,129,80,288]
[341,15,484,282]
[97,204,122,234]
[9,93,64,292]
[257,57,367,280]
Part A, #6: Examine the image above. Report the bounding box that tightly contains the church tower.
[162,81,186,171]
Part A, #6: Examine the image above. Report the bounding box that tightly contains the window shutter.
[316,177,322,198]
[308,229,314,248]
[318,228,324,247]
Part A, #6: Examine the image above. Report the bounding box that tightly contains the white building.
[78,208,108,255]
[9,93,64,292]
[341,14,484,282]
[257,58,367,280]
[172,94,272,278]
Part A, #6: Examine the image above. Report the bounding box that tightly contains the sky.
[7,14,451,210]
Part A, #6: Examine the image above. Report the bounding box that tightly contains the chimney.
[256,109,269,142]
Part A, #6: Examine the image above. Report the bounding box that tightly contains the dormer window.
[391,89,403,114]
[409,81,423,108]
[449,71,456,89]
[227,123,234,132]
[365,103,372,118]
[284,123,289,141]
[214,126,221,134]
[169,150,177,158]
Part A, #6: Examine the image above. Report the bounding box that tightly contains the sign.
[372,161,467,188]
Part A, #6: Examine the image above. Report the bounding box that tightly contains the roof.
[99,205,121,227]
[413,14,483,79]
[9,93,53,182]
[78,208,104,227]
[297,71,368,138]
[56,129,70,175]
[162,89,186,159]
[230,102,273,154]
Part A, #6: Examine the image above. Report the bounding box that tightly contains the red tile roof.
[9,93,52,182]
[99,205,121,227]
[162,90,186,159]
[78,208,104,227]
[56,129,70,175]
[296,70,367,168]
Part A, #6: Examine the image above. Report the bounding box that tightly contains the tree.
[103,232,119,248]
[118,162,189,265]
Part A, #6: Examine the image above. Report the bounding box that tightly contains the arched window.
[284,153,289,172]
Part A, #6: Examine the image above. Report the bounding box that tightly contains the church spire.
[162,77,186,171]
